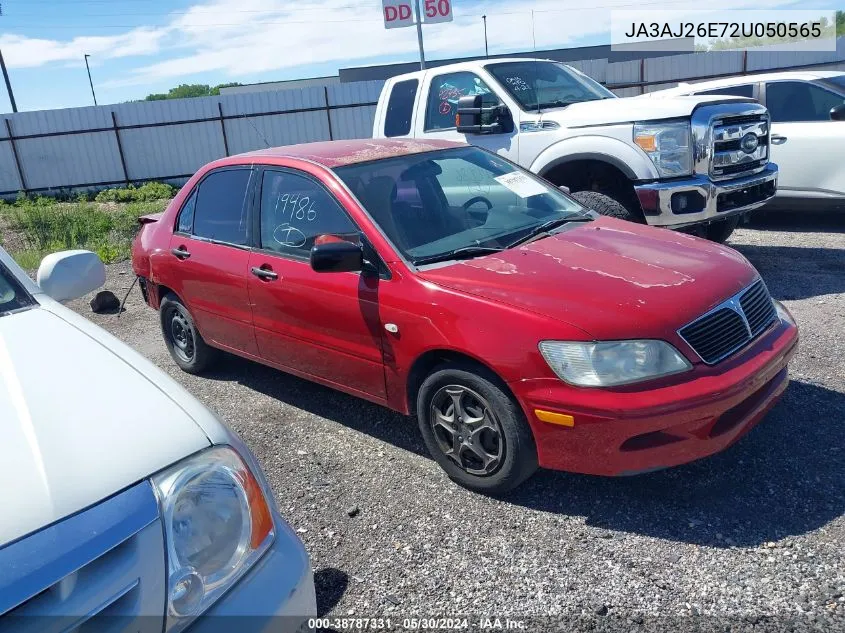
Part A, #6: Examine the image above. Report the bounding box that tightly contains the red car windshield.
[334,146,588,264]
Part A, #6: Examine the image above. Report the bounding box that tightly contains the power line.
[0,0,702,28]
[2,4,384,14]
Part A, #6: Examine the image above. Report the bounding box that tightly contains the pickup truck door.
[763,80,845,198]
[416,70,520,168]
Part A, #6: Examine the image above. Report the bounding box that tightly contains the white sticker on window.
[494,172,548,198]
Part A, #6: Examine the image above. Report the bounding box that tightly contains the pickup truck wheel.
[570,190,642,224]
[704,216,739,243]
[416,363,538,494]
[160,293,218,374]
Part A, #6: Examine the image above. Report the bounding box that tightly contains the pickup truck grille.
[679,280,778,364]
[710,113,770,180]
[0,482,165,633]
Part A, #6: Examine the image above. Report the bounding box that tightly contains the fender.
[529,135,659,182]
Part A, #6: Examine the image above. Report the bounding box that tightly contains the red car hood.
[418,217,759,340]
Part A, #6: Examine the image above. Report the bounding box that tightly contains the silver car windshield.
[819,75,845,96]
[0,263,35,316]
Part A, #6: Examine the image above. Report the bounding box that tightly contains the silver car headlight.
[539,340,692,387]
[152,446,275,633]
[634,121,692,178]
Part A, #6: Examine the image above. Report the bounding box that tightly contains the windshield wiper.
[413,246,504,267]
[537,100,575,109]
[507,215,593,249]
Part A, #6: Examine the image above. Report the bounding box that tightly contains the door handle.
[170,247,191,260]
[251,266,279,281]
[771,135,787,145]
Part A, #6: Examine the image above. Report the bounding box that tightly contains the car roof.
[653,70,844,95]
[230,138,464,169]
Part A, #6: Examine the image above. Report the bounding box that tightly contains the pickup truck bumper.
[634,163,778,228]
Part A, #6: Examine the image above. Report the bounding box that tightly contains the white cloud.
[3,0,806,87]
[106,0,613,85]
[0,28,168,69]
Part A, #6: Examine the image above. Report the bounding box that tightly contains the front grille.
[711,113,770,180]
[740,278,778,336]
[0,482,165,632]
[679,280,778,364]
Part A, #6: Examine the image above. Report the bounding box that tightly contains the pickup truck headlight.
[152,446,275,633]
[539,340,692,387]
[633,121,692,178]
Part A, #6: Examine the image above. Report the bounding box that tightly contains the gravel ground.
[68,211,844,631]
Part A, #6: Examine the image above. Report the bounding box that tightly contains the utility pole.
[0,49,17,113]
[482,15,489,58]
[84,54,97,106]
[413,0,426,69]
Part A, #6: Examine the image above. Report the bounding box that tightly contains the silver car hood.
[0,301,214,547]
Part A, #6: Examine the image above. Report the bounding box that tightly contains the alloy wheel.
[429,385,504,476]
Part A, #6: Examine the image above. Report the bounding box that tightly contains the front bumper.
[510,313,798,476]
[190,511,316,633]
[635,163,778,228]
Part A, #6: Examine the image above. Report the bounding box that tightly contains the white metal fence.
[0,80,384,197]
[1,37,843,198]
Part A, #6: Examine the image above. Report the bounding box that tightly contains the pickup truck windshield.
[0,263,35,316]
[486,61,615,111]
[334,146,589,265]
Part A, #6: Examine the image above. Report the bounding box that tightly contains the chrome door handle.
[251,266,278,281]
[771,135,787,145]
[170,247,191,260]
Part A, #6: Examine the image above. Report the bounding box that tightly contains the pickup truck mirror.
[36,250,106,302]
[310,237,364,273]
[456,95,511,135]
[830,102,845,121]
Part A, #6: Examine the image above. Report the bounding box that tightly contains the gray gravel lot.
[69,211,844,630]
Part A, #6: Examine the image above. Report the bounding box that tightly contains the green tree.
[143,82,243,101]
[210,83,242,95]
[837,9,844,35]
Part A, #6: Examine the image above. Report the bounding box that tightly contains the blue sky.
[0,0,836,112]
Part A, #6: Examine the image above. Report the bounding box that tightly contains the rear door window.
[176,190,197,233]
[696,84,755,99]
[384,79,418,137]
[192,168,254,245]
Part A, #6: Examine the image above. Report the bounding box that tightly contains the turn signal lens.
[634,134,657,152]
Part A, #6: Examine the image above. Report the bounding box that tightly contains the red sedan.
[132,139,798,493]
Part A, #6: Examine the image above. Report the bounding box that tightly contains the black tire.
[160,293,218,374]
[704,216,739,243]
[570,190,643,224]
[416,362,538,494]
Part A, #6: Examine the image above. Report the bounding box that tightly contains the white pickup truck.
[373,58,779,242]
[644,71,845,211]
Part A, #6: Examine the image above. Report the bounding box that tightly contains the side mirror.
[456,95,511,135]
[36,250,105,302]
[310,237,364,273]
[830,102,845,121]
[558,185,571,194]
